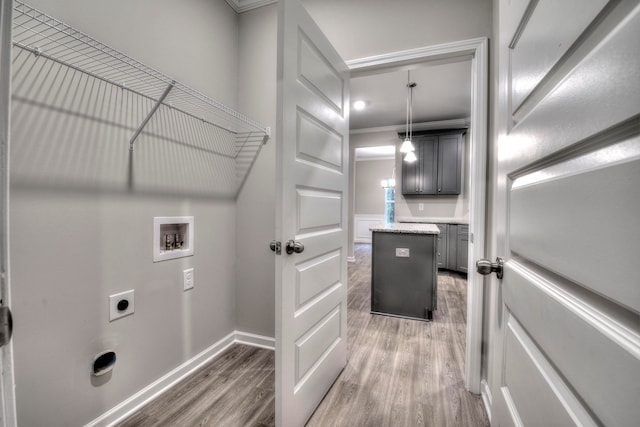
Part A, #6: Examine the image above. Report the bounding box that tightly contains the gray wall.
[354,159,395,215]
[236,5,278,338]
[9,1,241,426]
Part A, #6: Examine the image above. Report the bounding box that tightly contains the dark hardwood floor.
[118,243,489,426]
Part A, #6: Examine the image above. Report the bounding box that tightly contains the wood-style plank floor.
[118,244,489,426]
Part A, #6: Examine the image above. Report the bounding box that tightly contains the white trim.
[347,37,489,395]
[354,214,384,244]
[347,38,485,72]
[85,331,275,427]
[235,330,276,350]
[350,118,470,135]
[481,379,492,423]
[225,0,277,13]
[355,156,395,161]
[0,0,17,426]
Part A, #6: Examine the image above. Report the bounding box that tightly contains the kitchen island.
[370,223,439,321]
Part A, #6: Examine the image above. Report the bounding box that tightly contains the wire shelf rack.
[11,1,269,196]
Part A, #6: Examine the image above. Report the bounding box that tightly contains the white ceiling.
[350,58,472,131]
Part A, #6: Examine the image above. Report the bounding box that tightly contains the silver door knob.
[285,240,304,255]
[476,257,504,279]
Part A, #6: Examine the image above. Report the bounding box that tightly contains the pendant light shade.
[402,72,417,160]
[400,138,414,153]
[404,151,417,163]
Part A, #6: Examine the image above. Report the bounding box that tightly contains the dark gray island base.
[370,223,439,321]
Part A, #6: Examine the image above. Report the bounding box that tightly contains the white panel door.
[491,1,640,426]
[275,0,349,426]
[0,0,16,426]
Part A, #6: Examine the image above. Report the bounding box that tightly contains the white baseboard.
[86,330,275,427]
[480,379,492,423]
[234,330,276,350]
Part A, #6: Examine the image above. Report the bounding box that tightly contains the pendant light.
[404,150,417,163]
[401,71,417,162]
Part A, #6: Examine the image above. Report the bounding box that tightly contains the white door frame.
[347,37,488,394]
[0,0,17,425]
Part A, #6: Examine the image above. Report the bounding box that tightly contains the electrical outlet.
[109,290,134,321]
[183,268,194,291]
[395,248,410,258]
[418,203,424,211]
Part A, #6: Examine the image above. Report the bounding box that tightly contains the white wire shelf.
[11,1,269,196]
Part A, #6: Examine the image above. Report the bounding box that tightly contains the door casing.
[347,37,489,394]
[0,0,17,425]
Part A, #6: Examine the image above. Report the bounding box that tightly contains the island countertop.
[370,223,440,234]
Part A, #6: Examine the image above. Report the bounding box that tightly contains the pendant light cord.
[405,70,410,140]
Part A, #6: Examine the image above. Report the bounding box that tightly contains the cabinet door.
[401,140,421,194]
[436,224,447,269]
[447,224,458,270]
[437,133,462,195]
[401,136,437,195]
[419,136,438,194]
[457,225,469,273]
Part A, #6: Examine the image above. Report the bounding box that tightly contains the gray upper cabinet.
[401,130,464,196]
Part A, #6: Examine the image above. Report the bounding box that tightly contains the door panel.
[503,315,596,427]
[296,110,343,171]
[296,250,341,308]
[276,0,349,426]
[492,1,640,426]
[504,261,639,427]
[510,144,640,312]
[510,0,609,111]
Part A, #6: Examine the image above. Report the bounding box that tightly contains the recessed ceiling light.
[353,100,366,111]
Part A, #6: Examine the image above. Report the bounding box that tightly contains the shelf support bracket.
[129,81,175,151]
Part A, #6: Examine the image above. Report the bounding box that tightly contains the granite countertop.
[396,216,469,225]
[370,223,440,234]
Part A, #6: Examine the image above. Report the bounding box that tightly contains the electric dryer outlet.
[109,290,135,321]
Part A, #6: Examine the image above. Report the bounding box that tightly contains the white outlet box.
[109,290,135,321]
[183,268,194,291]
[396,248,410,258]
[418,203,424,211]
[153,216,194,262]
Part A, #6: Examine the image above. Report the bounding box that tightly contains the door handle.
[285,240,304,255]
[476,257,504,279]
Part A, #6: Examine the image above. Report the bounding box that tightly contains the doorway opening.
[353,145,396,246]
[347,38,488,393]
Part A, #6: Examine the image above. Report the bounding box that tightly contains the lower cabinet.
[456,225,469,273]
[436,224,448,269]
[434,223,468,273]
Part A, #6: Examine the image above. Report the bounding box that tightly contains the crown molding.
[225,0,277,13]
[350,118,470,135]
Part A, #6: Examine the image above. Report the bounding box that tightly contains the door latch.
[269,240,281,255]
[476,257,504,279]
[0,306,13,347]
